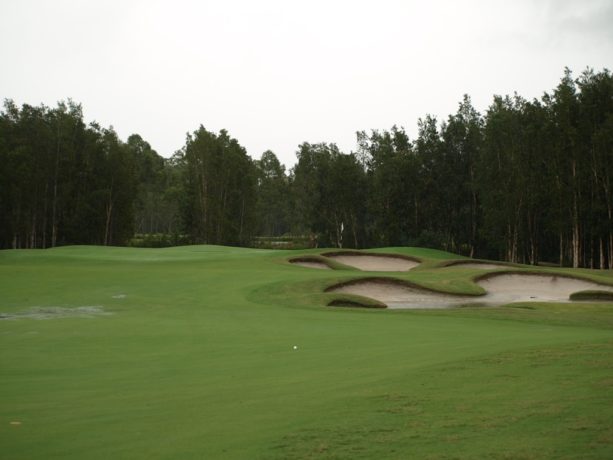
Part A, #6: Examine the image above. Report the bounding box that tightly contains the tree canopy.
[1,67,612,268]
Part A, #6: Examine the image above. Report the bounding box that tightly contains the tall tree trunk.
[572,220,580,268]
[507,223,515,262]
[199,164,208,243]
[609,233,613,270]
[413,194,418,233]
[30,211,36,249]
[528,213,537,265]
[351,212,358,248]
[607,201,613,269]
[571,159,580,268]
[238,197,245,244]
[104,179,114,246]
[218,186,227,244]
[42,182,48,248]
[51,121,61,247]
[469,164,477,258]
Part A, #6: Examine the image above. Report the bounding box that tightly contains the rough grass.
[1,245,613,459]
[570,290,613,302]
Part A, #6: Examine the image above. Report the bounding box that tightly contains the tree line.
[1,67,612,268]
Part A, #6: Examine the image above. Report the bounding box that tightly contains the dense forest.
[1,68,612,268]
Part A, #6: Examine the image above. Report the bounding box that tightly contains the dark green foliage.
[1,67,612,267]
[358,125,417,246]
[255,150,290,236]
[0,100,141,247]
[126,134,180,235]
[350,69,613,267]
[178,126,257,245]
[290,142,367,248]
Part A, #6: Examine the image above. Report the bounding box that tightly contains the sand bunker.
[445,262,509,270]
[0,306,112,320]
[328,280,475,309]
[328,273,613,309]
[325,254,419,271]
[477,273,613,304]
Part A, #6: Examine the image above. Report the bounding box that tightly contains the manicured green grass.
[1,245,613,459]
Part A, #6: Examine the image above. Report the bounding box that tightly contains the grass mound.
[570,290,613,302]
[327,295,387,309]
[288,256,333,270]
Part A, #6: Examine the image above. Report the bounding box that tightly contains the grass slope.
[1,245,613,459]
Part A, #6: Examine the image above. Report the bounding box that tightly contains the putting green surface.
[1,245,613,459]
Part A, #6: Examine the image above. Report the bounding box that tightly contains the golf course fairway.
[2,245,613,459]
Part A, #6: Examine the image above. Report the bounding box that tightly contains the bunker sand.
[329,280,474,309]
[326,254,419,271]
[328,273,613,309]
[477,273,613,305]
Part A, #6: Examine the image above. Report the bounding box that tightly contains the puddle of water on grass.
[0,306,112,320]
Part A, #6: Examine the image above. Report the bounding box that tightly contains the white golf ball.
[293,345,298,350]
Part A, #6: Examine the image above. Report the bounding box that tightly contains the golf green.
[1,245,613,459]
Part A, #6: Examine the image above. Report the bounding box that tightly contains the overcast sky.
[1,0,612,166]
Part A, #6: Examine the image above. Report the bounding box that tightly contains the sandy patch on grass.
[290,260,331,270]
[477,274,613,304]
[326,254,419,272]
[0,306,112,320]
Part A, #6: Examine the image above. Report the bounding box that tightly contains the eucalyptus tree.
[179,126,257,245]
[550,69,582,267]
[290,142,336,245]
[358,126,418,246]
[0,100,147,248]
[126,134,174,234]
[439,95,483,256]
[479,95,526,262]
[255,150,290,236]
[414,116,447,246]
[576,68,613,268]
[290,142,366,247]
[326,151,367,248]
